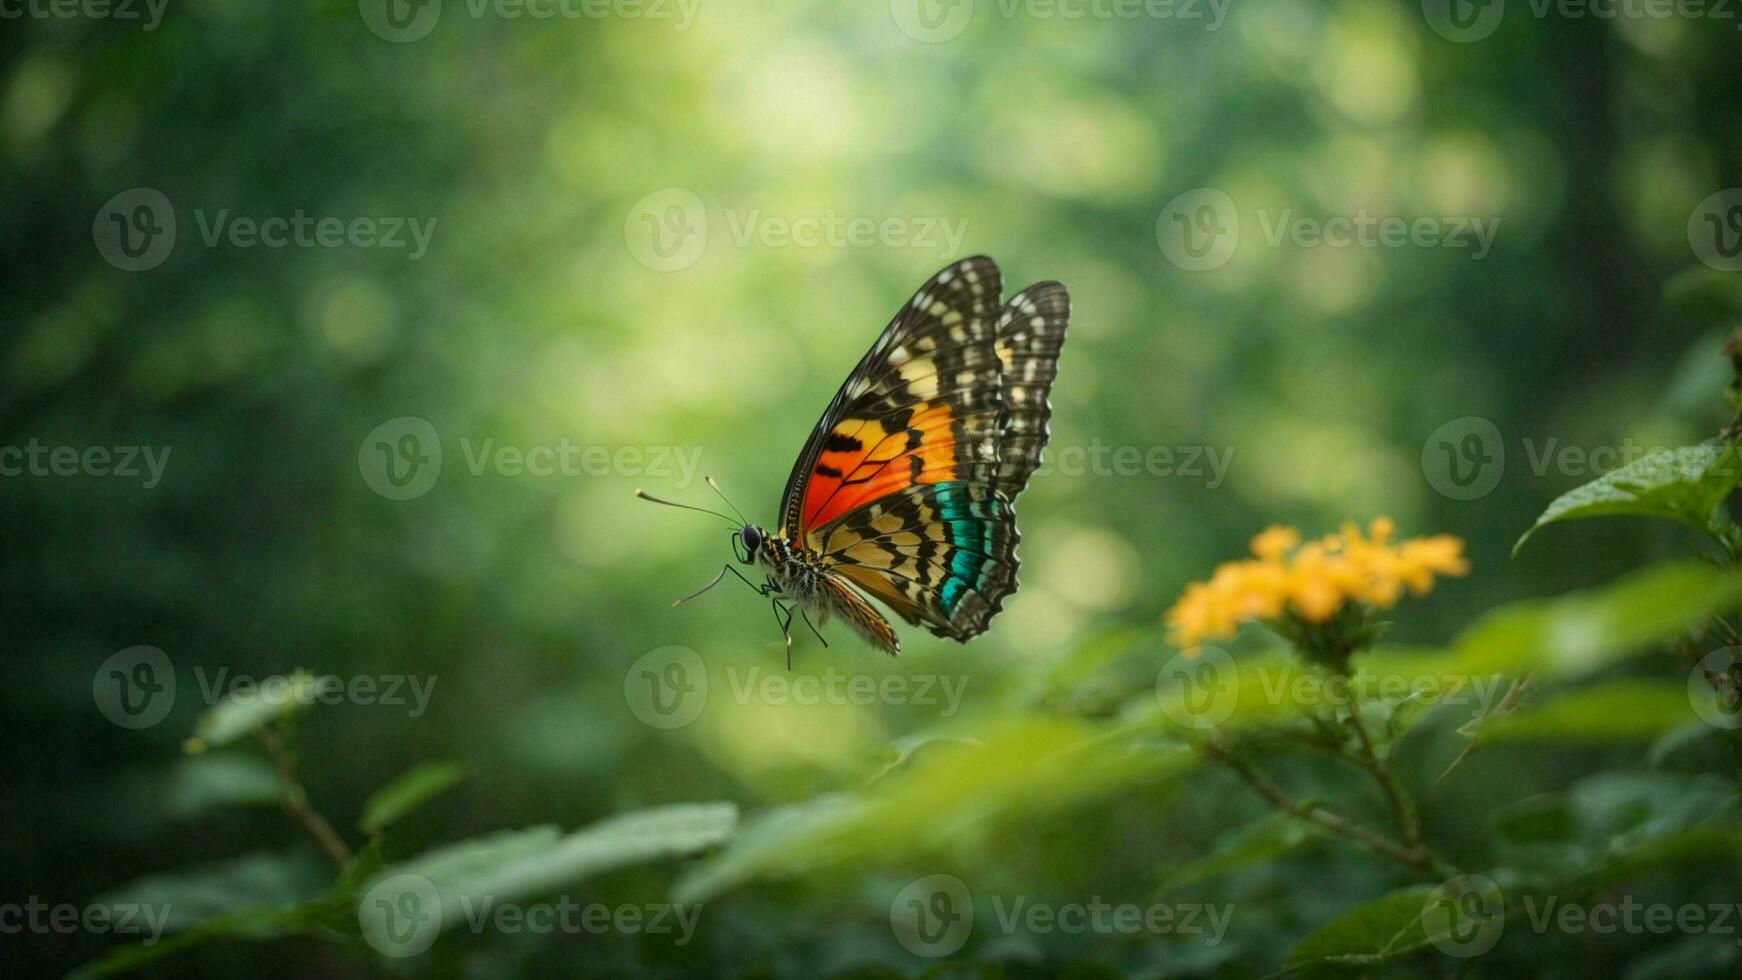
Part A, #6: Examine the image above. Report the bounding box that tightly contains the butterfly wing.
[991,281,1071,502]
[776,257,1069,647]
[817,481,1019,642]
[776,255,1006,544]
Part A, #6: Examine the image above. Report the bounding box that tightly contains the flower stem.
[255,724,354,871]
[1342,705,1429,865]
[1206,741,1454,878]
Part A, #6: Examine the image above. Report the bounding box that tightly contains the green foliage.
[1514,443,1742,554]
[1282,884,1439,969]
[183,673,339,753]
[1433,561,1742,676]
[677,718,1191,903]
[1491,772,1740,887]
[357,760,464,834]
[15,5,1742,978]
[1476,681,1695,743]
[1154,810,1322,894]
[368,802,737,929]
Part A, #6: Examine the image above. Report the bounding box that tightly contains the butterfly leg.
[675,563,773,606]
[798,607,829,649]
[770,598,795,670]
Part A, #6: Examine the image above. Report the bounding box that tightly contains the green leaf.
[1664,263,1742,324]
[1284,884,1437,967]
[671,795,855,905]
[1476,681,1695,743]
[1155,809,1321,893]
[91,851,332,936]
[358,761,464,834]
[1647,720,1722,767]
[1514,442,1742,554]
[158,754,285,818]
[184,671,340,752]
[675,717,1193,903]
[1493,771,1740,886]
[67,899,352,980]
[1432,561,1742,678]
[360,801,736,933]
[71,849,377,980]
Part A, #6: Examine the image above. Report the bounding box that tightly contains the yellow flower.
[1396,535,1470,594]
[1164,519,1469,650]
[1250,525,1300,560]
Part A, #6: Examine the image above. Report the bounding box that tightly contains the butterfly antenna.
[673,565,730,606]
[704,476,751,526]
[673,559,764,607]
[635,488,737,525]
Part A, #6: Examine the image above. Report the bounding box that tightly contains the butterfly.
[640,256,1069,663]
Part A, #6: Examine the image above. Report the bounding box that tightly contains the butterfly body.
[740,524,904,654]
[663,256,1069,659]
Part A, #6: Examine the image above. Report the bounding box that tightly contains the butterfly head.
[736,524,766,565]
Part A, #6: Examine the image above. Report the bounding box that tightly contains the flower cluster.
[1165,518,1469,653]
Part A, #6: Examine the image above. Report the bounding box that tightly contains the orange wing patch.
[799,401,959,533]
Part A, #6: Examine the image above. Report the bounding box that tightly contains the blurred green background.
[5,0,1742,976]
